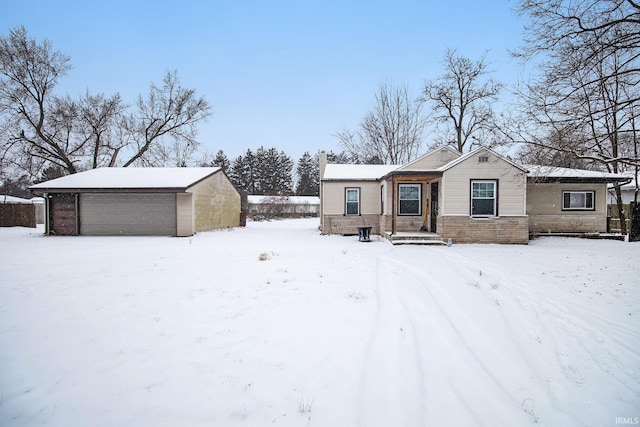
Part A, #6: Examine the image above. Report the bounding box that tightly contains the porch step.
[385,232,447,245]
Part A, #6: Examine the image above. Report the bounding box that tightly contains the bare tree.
[120,70,210,167]
[422,48,502,152]
[0,26,75,174]
[508,0,640,233]
[336,82,426,165]
[77,91,126,169]
[0,27,211,176]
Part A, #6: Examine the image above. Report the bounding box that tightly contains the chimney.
[319,151,328,180]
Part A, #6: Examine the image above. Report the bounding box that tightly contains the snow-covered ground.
[1,219,638,426]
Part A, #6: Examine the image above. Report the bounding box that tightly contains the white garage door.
[80,193,176,235]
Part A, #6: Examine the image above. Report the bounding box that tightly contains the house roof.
[397,146,462,171]
[30,167,222,191]
[525,165,630,183]
[321,148,630,184]
[1,195,32,204]
[437,147,529,173]
[322,164,398,181]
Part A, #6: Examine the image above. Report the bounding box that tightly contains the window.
[471,180,497,216]
[563,191,594,210]
[345,188,360,215]
[399,184,421,215]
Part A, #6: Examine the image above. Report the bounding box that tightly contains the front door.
[430,182,438,232]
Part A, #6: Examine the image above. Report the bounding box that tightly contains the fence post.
[630,201,640,242]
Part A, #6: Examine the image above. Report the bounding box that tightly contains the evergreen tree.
[295,151,318,196]
[256,146,293,195]
[211,149,230,172]
[229,149,258,193]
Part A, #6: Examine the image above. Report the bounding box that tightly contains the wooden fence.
[0,203,36,228]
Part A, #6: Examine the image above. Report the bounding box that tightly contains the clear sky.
[2,0,526,162]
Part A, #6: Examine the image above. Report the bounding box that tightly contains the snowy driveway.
[1,219,638,426]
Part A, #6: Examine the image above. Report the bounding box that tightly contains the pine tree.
[211,150,230,172]
[295,151,318,196]
[229,149,258,193]
[255,146,293,195]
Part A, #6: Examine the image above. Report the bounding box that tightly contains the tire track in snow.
[437,250,640,421]
[356,257,427,427]
[367,255,532,425]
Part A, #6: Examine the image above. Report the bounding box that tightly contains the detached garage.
[30,167,241,237]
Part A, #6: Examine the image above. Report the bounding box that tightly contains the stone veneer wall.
[322,214,381,235]
[438,216,529,244]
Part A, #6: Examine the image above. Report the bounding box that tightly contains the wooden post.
[630,201,640,241]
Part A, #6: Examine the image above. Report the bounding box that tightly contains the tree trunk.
[614,186,627,235]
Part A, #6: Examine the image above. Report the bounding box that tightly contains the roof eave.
[527,176,629,184]
[30,187,189,193]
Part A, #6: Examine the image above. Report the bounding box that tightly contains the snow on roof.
[609,176,637,189]
[525,165,628,181]
[30,167,222,190]
[322,164,398,180]
[247,195,320,204]
[1,195,32,204]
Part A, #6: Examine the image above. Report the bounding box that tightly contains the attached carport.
[31,167,241,237]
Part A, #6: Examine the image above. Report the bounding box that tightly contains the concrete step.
[385,232,447,245]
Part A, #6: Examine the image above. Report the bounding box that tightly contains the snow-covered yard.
[1,218,638,426]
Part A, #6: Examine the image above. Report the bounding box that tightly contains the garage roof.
[30,167,222,191]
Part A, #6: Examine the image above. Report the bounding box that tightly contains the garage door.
[80,193,176,235]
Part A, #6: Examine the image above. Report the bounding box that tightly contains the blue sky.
[2,0,526,161]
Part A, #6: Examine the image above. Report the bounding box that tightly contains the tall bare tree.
[120,70,210,167]
[0,27,211,176]
[422,48,502,152]
[336,82,426,165]
[509,0,639,233]
[0,26,74,174]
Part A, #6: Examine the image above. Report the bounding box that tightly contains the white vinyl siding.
[440,152,526,216]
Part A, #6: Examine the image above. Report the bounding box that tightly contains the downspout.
[45,193,51,235]
[391,175,396,235]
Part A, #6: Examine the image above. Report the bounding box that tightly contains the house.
[30,167,241,236]
[526,165,630,235]
[320,147,630,244]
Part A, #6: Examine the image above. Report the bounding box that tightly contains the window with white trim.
[471,180,497,216]
[345,188,360,215]
[562,191,594,210]
[398,184,421,215]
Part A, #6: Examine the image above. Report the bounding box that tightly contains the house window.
[399,184,421,215]
[563,191,595,210]
[345,188,360,215]
[471,180,497,216]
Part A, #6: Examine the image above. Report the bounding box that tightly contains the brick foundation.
[438,216,529,244]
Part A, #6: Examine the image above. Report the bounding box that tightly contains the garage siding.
[80,193,176,235]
